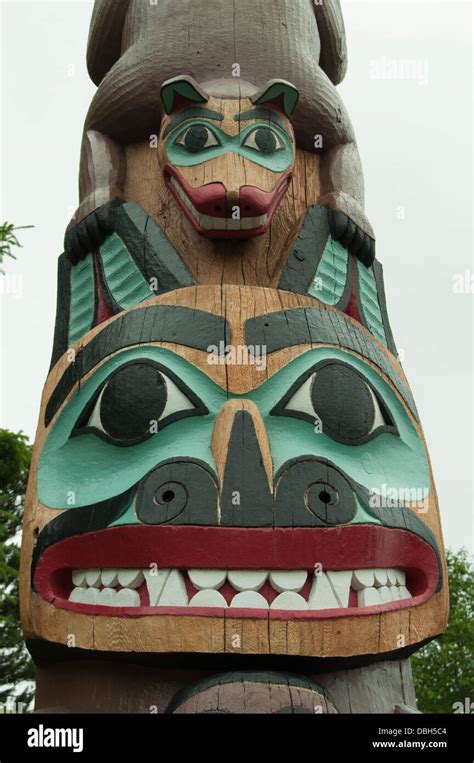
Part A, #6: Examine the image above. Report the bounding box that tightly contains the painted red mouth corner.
[164,164,292,239]
[33,524,440,621]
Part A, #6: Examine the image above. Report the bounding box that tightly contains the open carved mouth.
[33,525,440,620]
[164,165,291,238]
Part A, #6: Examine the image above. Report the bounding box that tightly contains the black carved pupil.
[100,363,167,442]
[254,128,277,154]
[311,364,376,443]
[184,126,210,152]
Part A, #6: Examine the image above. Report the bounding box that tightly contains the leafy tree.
[0,430,35,710]
[0,222,33,273]
[412,547,474,713]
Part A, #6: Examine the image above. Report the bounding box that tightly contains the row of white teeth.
[68,567,411,610]
[170,177,267,231]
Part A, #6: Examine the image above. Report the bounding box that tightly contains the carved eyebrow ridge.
[162,108,224,139]
[235,108,293,141]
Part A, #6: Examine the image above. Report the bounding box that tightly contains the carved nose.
[239,185,274,217]
[136,459,219,525]
[212,400,273,527]
[274,459,357,527]
[189,182,227,216]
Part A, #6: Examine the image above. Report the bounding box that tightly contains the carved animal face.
[158,78,297,239]
[21,286,448,662]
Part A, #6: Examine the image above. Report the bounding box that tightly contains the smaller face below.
[166,672,338,714]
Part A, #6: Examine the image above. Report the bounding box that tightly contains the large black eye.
[272,361,397,446]
[72,361,207,446]
[175,124,220,153]
[242,127,284,154]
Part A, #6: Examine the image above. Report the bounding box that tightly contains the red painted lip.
[33,524,440,621]
[164,164,292,239]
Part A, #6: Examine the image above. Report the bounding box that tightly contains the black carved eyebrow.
[45,306,231,427]
[162,108,224,139]
[244,308,418,419]
[235,108,293,141]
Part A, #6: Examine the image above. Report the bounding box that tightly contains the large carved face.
[21,286,447,662]
[157,78,297,239]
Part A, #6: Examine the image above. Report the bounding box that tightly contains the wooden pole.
[20,0,448,714]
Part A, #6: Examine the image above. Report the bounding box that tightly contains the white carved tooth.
[390,585,401,600]
[352,569,375,591]
[144,569,171,606]
[189,590,227,608]
[69,588,88,604]
[228,570,268,592]
[399,586,412,600]
[97,588,117,607]
[326,571,352,608]
[269,571,307,593]
[386,569,398,586]
[101,569,119,587]
[308,572,340,610]
[378,586,393,603]
[82,588,100,605]
[357,587,381,607]
[188,569,227,591]
[271,592,308,610]
[85,569,101,588]
[157,569,188,607]
[72,570,87,588]
[115,589,140,607]
[117,569,144,589]
[230,591,268,609]
[395,570,406,586]
[373,569,388,587]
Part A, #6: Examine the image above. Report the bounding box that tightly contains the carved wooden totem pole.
[20,0,448,714]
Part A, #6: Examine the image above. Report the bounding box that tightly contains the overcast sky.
[0,0,472,553]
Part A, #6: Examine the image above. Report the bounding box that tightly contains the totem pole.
[20,0,448,714]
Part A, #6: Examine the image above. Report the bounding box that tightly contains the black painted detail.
[49,254,72,370]
[220,411,274,527]
[114,202,195,295]
[372,260,398,357]
[328,209,375,267]
[72,360,207,447]
[274,458,357,526]
[45,306,231,427]
[244,308,418,419]
[278,205,331,294]
[64,199,124,265]
[136,458,219,525]
[271,360,398,446]
[30,488,135,588]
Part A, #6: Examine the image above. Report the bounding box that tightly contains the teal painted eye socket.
[174,124,221,153]
[71,360,208,447]
[241,126,285,155]
[271,360,398,446]
[166,120,294,171]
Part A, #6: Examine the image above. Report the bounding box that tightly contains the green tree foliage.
[412,547,474,713]
[0,222,33,273]
[0,430,35,709]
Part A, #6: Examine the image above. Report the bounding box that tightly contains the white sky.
[0,1,472,553]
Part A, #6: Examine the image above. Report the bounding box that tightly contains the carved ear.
[160,76,209,115]
[313,0,348,85]
[251,80,299,119]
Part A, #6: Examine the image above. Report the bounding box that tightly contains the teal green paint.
[308,237,348,305]
[161,79,206,114]
[68,256,95,347]
[100,234,151,310]
[165,121,294,172]
[357,260,387,346]
[39,346,429,512]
